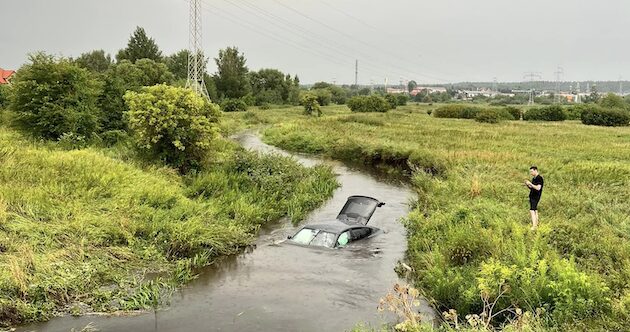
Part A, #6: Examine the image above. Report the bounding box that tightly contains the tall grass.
[0,124,338,326]
[226,104,630,330]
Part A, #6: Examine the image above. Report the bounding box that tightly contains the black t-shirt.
[529,175,544,200]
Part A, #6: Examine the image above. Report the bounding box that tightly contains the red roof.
[0,68,15,84]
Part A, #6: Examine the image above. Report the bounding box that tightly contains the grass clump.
[0,124,337,327]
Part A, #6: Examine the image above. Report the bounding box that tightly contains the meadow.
[225,104,630,330]
[0,114,338,326]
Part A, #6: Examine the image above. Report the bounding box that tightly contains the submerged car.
[287,195,385,249]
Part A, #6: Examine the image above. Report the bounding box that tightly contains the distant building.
[0,68,15,84]
[386,86,448,96]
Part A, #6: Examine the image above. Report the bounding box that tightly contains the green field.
[0,120,338,326]
[226,104,630,330]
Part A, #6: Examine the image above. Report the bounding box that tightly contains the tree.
[408,80,418,93]
[124,84,221,171]
[249,68,288,105]
[99,59,174,131]
[74,50,113,73]
[10,53,101,139]
[166,49,208,81]
[213,47,250,99]
[301,93,321,116]
[116,27,163,63]
[599,93,628,110]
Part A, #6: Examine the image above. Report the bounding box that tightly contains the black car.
[287,196,385,249]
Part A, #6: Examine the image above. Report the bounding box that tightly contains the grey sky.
[2,0,629,84]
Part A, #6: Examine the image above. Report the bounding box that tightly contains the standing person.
[525,166,544,229]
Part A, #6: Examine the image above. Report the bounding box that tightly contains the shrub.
[384,94,399,109]
[124,84,221,171]
[475,109,501,123]
[433,104,483,119]
[99,59,175,131]
[347,95,390,113]
[397,94,409,106]
[0,84,10,108]
[100,130,130,147]
[300,93,321,116]
[426,109,433,116]
[523,105,566,121]
[311,88,332,106]
[220,98,248,112]
[10,53,101,139]
[599,93,628,110]
[566,104,595,120]
[504,106,522,120]
[581,107,630,127]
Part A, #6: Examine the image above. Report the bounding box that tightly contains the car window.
[291,228,318,245]
[310,231,337,248]
[337,232,350,247]
[349,228,372,241]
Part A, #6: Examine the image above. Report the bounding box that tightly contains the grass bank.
[225,104,630,330]
[0,123,338,327]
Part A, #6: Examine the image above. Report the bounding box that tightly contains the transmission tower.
[523,71,542,105]
[355,60,359,86]
[186,0,210,101]
[620,76,624,96]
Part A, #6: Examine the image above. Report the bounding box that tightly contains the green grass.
[225,104,630,330]
[0,122,338,326]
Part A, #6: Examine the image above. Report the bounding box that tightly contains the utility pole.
[620,76,624,96]
[186,0,210,101]
[523,71,542,105]
[355,60,358,87]
[554,66,564,104]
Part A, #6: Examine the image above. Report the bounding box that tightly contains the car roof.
[300,223,377,234]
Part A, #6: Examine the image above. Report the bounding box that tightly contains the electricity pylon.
[186,0,210,101]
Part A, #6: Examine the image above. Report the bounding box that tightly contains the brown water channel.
[19,132,433,332]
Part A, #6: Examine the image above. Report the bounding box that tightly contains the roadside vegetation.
[225,104,630,330]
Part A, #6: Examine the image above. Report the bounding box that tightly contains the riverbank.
[0,124,338,327]
[225,104,630,330]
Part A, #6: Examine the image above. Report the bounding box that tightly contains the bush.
[99,59,175,131]
[397,94,409,106]
[433,104,482,119]
[384,94,399,109]
[311,88,332,106]
[566,104,595,120]
[300,93,321,116]
[523,105,566,121]
[504,106,522,120]
[10,53,101,139]
[426,109,433,116]
[100,130,130,147]
[347,95,390,113]
[0,84,10,108]
[599,93,628,110]
[124,84,221,171]
[221,98,248,112]
[475,109,501,123]
[581,107,630,127]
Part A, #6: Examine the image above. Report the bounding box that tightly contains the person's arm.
[531,184,542,191]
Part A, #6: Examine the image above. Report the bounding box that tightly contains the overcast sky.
[2,0,629,84]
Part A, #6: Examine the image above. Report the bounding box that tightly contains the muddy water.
[20,132,432,332]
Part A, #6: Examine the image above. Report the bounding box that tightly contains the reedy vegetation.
[225,104,630,330]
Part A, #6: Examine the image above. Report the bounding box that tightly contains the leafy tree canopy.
[116,27,163,63]
[214,47,250,99]
[74,50,113,73]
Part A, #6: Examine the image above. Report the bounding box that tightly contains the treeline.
[431,93,630,126]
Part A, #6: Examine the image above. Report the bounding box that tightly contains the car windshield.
[310,231,337,247]
[291,228,337,248]
[291,228,319,245]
